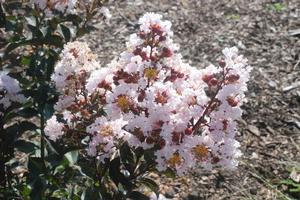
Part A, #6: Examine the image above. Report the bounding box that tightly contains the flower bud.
[146,136,155,144]
[227,96,238,107]
[138,31,146,39]
[151,24,163,36]
[185,127,193,135]
[159,36,166,42]
[209,78,218,86]
[202,74,213,83]
[226,74,240,83]
[159,139,166,149]
[161,47,172,58]
[218,60,226,68]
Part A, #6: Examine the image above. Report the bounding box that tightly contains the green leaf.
[15,140,38,153]
[66,14,82,26]
[20,55,31,66]
[81,188,102,200]
[163,168,176,179]
[5,40,29,55]
[139,178,159,196]
[4,124,18,142]
[290,186,300,193]
[29,177,45,200]
[127,191,150,200]
[59,24,71,42]
[5,16,18,32]
[52,189,68,198]
[27,157,44,180]
[43,103,54,120]
[17,107,39,118]
[20,184,32,199]
[120,143,136,174]
[25,16,37,27]
[46,35,63,47]
[109,157,133,191]
[27,24,43,38]
[76,27,88,37]
[18,121,38,134]
[64,150,79,166]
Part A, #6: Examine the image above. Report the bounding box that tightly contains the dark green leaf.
[59,24,71,42]
[120,143,136,174]
[15,140,38,153]
[18,121,38,134]
[109,157,133,191]
[76,27,88,37]
[27,24,43,38]
[5,40,29,55]
[127,191,150,200]
[46,35,63,47]
[17,107,39,118]
[81,188,102,200]
[139,178,159,196]
[29,177,45,200]
[43,103,54,120]
[28,157,44,180]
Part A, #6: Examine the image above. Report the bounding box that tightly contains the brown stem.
[192,68,228,133]
[192,89,219,132]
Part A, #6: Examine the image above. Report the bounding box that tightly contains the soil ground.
[83,0,300,199]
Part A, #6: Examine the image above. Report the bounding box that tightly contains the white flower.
[32,0,77,13]
[45,116,64,141]
[0,72,26,115]
[51,41,100,111]
[86,117,129,162]
[86,67,114,94]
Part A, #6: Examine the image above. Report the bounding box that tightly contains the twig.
[293,58,300,70]
[290,137,300,152]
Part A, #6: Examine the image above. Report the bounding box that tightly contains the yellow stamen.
[116,96,130,111]
[100,125,114,137]
[144,68,157,80]
[167,153,182,167]
[193,145,209,160]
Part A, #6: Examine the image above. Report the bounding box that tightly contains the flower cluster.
[31,0,77,13]
[51,41,100,111]
[45,41,101,141]
[45,13,251,175]
[0,72,26,116]
[29,0,111,19]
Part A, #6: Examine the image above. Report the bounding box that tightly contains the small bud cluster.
[45,13,251,175]
[0,72,26,116]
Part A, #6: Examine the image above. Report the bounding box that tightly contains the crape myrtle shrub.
[45,13,251,199]
[0,1,251,200]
